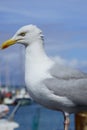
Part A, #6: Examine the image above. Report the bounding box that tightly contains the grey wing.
[50,63,87,80]
[44,63,87,105]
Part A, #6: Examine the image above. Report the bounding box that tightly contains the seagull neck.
[25,41,48,60]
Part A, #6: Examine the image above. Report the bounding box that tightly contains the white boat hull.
[0,119,19,130]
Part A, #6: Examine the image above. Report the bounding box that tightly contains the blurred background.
[0,0,87,130]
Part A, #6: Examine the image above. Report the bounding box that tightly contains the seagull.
[1,24,87,130]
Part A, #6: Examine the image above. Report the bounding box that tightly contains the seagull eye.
[19,32,26,36]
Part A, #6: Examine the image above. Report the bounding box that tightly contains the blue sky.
[0,0,87,86]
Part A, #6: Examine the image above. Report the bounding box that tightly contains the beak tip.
[0,39,17,50]
[0,45,4,50]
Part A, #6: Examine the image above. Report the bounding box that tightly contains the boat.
[3,97,16,105]
[14,88,32,105]
[0,104,19,130]
[0,119,19,130]
[14,95,32,105]
[3,91,16,105]
[0,104,9,118]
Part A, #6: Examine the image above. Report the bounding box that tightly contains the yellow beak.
[1,39,17,49]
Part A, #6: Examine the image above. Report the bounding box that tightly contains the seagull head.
[1,24,43,49]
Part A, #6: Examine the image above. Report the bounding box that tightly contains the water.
[9,103,75,130]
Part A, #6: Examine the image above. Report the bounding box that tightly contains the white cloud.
[52,56,87,70]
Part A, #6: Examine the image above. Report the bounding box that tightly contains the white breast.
[25,62,52,86]
[25,47,54,87]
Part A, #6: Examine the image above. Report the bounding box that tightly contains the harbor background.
[9,103,75,130]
